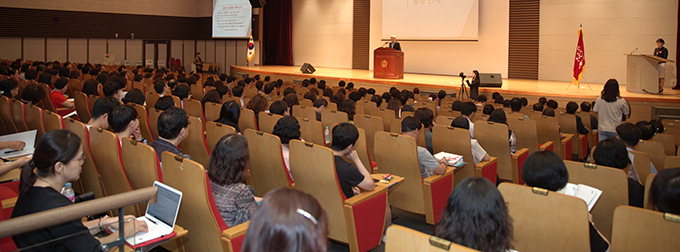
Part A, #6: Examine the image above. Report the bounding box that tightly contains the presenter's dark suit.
[468,77,480,99]
[389,42,401,51]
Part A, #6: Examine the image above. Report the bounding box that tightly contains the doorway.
[142,40,171,69]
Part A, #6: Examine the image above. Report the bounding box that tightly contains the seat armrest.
[560,133,574,160]
[222,221,249,239]
[539,141,554,151]
[511,148,530,184]
[475,157,498,184]
[423,167,454,185]
[344,185,388,206]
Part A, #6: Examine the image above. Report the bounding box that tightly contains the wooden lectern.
[374,48,404,79]
[626,54,674,94]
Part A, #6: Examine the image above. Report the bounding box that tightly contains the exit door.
[142,40,171,69]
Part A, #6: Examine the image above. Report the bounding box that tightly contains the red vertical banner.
[572,28,586,84]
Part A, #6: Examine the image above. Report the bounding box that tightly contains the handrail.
[0,186,157,238]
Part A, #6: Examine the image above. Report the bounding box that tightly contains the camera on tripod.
[459,72,467,79]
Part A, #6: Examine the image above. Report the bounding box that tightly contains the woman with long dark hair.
[242,188,328,252]
[592,139,644,207]
[12,130,147,251]
[468,70,481,99]
[593,79,630,142]
[215,100,241,132]
[436,177,513,252]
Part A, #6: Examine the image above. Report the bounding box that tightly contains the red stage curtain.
[263,0,293,66]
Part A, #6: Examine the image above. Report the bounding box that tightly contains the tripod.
[457,77,468,100]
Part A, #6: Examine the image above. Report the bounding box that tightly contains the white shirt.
[466,117,475,138]
[471,139,488,164]
[626,146,657,183]
[593,97,629,132]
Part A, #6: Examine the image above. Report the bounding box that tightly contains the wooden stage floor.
[231,65,680,104]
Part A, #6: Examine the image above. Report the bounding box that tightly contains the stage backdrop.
[539,0,678,84]
[381,0,479,41]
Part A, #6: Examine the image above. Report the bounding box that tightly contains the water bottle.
[61,182,75,202]
[324,126,331,144]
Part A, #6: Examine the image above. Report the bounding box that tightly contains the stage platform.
[231,65,680,122]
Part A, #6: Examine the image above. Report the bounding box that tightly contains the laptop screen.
[147,182,182,227]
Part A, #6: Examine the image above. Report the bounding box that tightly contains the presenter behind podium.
[654,38,668,92]
[388,35,402,51]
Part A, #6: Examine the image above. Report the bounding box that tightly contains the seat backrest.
[437,110,461,119]
[161,152,229,252]
[0,96,16,133]
[298,117,325,146]
[145,91,161,108]
[374,131,424,213]
[121,137,161,211]
[557,113,578,135]
[11,99,28,132]
[243,129,292,196]
[289,140,348,242]
[498,183,590,252]
[564,161,628,239]
[630,150,653,182]
[576,111,592,129]
[183,98,204,119]
[38,84,56,112]
[292,105,316,120]
[507,117,539,153]
[73,91,91,123]
[239,108,258,132]
[432,125,474,183]
[132,81,144,93]
[643,173,656,210]
[535,115,564,158]
[24,104,45,140]
[354,127,372,172]
[205,121,237,151]
[652,133,676,156]
[171,95,182,109]
[43,110,64,131]
[636,140,666,170]
[611,205,680,252]
[87,95,99,113]
[147,107,162,140]
[203,101,222,123]
[130,103,154,143]
[665,156,680,170]
[434,116,457,127]
[321,110,349,128]
[190,84,204,100]
[257,112,283,134]
[374,108,396,131]
[63,118,105,198]
[179,116,211,168]
[385,225,479,252]
[474,121,512,180]
[88,127,138,215]
[353,114,384,161]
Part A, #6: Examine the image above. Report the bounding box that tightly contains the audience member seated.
[542,107,555,117]
[634,121,655,141]
[12,130,147,251]
[451,117,490,164]
[201,90,221,106]
[436,177,513,252]
[0,141,30,176]
[592,139,644,207]
[580,102,598,130]
[649,119,664,134]
[269,100,290,116]
[532,102,544,112]
[216,100,241,132]
[566,101,589,135]
[616,123,657,183]
[108,105,143,143]
[242,187,327,252]
[330,123,375,199]
[21,83,46,105]
[312,98,327,121]
[122,88,145,106]
[173,83,191,101]
[154,80,172,96]
[49,77,75,112]
[102,82,123,101]
[0,78,19,99]
[510,97,523,114]
[460,102,477,137]
[273,116,301,178]
[521,151,609,252]
[154,96,175,111]
[87,97,120,130]
[150,107,190,162]
[414,107,435,153]
[483,104,494,116]
[650,168,680,214]
[489,109,518,154]
[338,100,356,120]
[283,93,300,108]
[247,94,269,122]
[208,134,259,227]
[81,79,100,97]
[476,95,488,106]
[402,116,446,178]
[546,100,558,110]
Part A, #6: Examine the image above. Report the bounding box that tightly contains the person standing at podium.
[389,35,401,51]
[654,38,668,92]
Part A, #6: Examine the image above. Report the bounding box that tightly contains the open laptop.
[125,181,183,246]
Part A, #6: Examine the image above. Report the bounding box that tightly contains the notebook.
[433,152,466,167]
[125,181,183,246]
[0,130,36,159]
[557,183,602,211]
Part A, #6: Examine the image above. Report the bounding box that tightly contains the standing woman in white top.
[593,79,630,142]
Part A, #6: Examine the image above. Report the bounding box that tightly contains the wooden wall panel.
[508,0,539,79]
[0,37,21,60]
[108,39,126,64]
[68,38,87,63]
[23,38,45,61]
[352,0,370,70]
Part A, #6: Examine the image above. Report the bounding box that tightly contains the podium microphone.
[630,48,638,54]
